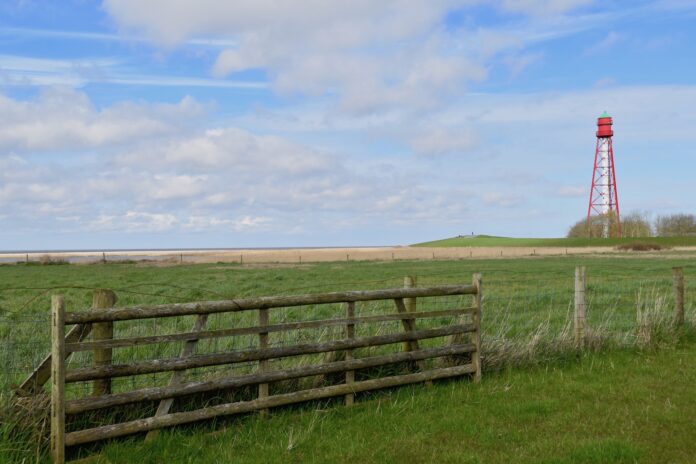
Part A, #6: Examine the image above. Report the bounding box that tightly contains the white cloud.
[103,1,492,113]
[1,26,239,48]
[147,175,208,201]
[0,54,117,87]
[103,1,452,45]
[503,52,543,77]
[174,215,271,232]
[583,30,621,55]
[0,53,265,89]
[0,88,206,152]
[0,89,476,236]
[409,126,478,156]
[482,192,523,207]
[5,79,696,242]
[498,0,594,16]
[90,211,178,232]
[433,85,696,138]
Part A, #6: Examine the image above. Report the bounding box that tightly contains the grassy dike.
[91,341,696,464]
[413,234,696,248]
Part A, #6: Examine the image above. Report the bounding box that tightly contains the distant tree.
[567,218,590,238]
[566,212,620,238]
[655,213,696,236]
[620,211,652,238]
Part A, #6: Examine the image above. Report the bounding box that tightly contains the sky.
[1,0,695,250]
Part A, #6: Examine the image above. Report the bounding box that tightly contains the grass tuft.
[616,242,667,252]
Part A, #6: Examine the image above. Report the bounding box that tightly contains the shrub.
[616,242,666,251]
[38,255,68,265]
[655,213,696,236]
[567,212,621,238]
[567,211,652,239]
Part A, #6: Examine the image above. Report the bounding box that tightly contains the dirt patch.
[208,263,314,270]
[616,242,669,252]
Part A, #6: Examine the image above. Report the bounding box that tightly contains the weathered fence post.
[92,289,116,396]
[258,308,269,416]
[51,295,66,464]
[673,267,684,326]
[404,276,417,312]
[401,276,419,354]
[404,276,431,385]
[574,266,587,349]
[472,273,482,383]
[345,301,356,406]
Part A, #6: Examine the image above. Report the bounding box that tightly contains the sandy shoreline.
[2,246,696,264]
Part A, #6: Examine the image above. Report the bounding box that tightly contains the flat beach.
[3,246,694,264]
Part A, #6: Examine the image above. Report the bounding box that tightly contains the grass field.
[92,342,696,463]
[413,234,696,248]
[1,254,695,462]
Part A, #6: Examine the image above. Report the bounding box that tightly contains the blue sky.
[1,0,695,250]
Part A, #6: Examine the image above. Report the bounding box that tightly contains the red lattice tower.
[587,112,621,237]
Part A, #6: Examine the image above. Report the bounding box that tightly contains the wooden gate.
[45,276,482,463]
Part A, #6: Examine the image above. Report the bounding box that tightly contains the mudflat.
[3,246,694,264]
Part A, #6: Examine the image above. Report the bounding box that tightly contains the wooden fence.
[41,276,482,463]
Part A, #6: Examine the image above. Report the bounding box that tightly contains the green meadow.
[94,343,696,464]
[0,254,694,462]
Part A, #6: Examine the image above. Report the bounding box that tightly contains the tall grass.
[0,256,693,462]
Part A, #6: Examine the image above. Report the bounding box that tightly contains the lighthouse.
[587,112,621,238]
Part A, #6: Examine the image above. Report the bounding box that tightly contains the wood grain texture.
[50,295,65,464]
[66,344,475,414]
[472,274,483,383]
[345,301,355,406]
[65,308,474,352]
[65,363,476,446]
[64,285,477,324]
[92,290,116,396]
[145,314,208,441]
[65,324,475,383]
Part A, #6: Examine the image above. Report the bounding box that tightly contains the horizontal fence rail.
[65,307,476,352]
[65,364,478,447]
[44,278,482,463]
[64,324,476,383]
[63,285,477,323]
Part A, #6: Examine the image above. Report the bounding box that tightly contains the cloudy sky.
[1,0,695,250]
